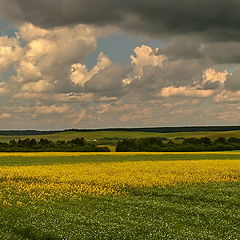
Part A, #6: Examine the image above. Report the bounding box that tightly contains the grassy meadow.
[0,152,240,239]
[0,131,165,142]
[1,130,240,143]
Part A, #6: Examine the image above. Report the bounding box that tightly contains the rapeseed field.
[1,159,240,204]
[1,154,240,239]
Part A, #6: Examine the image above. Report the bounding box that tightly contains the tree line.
[116,137,240,152]
[1,136,240,152]
[0,138,110,152]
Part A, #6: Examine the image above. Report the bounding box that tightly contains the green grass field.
[0,131,165,142]
[0,153,240,240]
[1,130,240,143]
[1,183,239,240]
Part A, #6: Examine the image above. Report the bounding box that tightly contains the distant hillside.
[66,126,240,133]
[0,130,59,136]
[1,126,240,136]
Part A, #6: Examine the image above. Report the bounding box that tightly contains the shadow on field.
[13,226,61,240]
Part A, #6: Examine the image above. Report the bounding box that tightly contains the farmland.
[0,152,240,239]
[0,130,240,143]
[0,130,240,153]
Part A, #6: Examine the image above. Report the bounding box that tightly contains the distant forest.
[116,137,240,152]
[0,138,110,152]
[0,126,240,136]
[0,136,240,152]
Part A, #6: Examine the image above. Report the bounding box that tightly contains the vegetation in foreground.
[0,154,240,239]
[1,183,239,240]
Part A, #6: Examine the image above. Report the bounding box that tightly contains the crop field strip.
[1,153,240,203]
[1,152,240,239]
[0,152,240,166]
[1,159,240,203]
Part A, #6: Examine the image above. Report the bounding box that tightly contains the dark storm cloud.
[161,37,240,63]
[202,81,222,90]
[201,42,240,64]
[161,37,204,60]
[2,0,240,39]
[84,64,130,97]
[224,68,240,90]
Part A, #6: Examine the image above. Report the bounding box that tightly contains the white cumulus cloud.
[71,52,112,87]
[160,86,214,98]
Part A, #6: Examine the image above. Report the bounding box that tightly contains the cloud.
[2,0,240,41]
[84,64,129,96]
[131,45,166,74]
[17,22,49,41]
[224,67,240,90]
[200,42,240,63]
[122,45,166,86]
[0,113,11,119]
[161,37,240,64]
[34,103,70,114]
[214,90,240,103]
[72,110,88,125]
[11,61,43,83]
[71,52,112,87]
[13,91,95,102]
[161,36,204,60]
[217,108,240,122]
[0,36,22,71]
[124,53,209,101]
[4,23,99,99]
[15,23,97,79]
[159,86,214,98]
[21,80,54,93]
[55,93,94,102]
[203,68,229,86]
[0,14,240,129]
[0,82,9,95]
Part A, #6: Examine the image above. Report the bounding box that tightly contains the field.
[1,130,240,152]
[0,152,240,239]
[0,131,165,142]
[1,130,240,143]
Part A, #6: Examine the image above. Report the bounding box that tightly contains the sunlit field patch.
[1,160,240,204]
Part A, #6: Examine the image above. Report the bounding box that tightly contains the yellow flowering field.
[1,159,240,203]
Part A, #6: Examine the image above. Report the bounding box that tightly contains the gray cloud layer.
[2,0,240,39]
[0,1,240,128]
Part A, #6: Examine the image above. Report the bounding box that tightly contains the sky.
[0,0,240,130]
